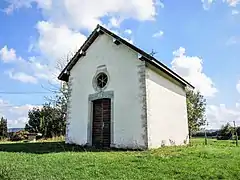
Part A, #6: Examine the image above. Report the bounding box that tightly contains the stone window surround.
[92,65,110,92]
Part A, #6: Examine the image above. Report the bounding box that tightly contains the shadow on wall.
[148,69,186,97]
[0,141,142,154]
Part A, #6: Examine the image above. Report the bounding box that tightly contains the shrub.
[9,130,29,141]
[216,135,231,140]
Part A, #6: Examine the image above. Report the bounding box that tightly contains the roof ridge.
[58,24,194,88]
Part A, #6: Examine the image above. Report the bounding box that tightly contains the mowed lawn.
[0,138,240,180]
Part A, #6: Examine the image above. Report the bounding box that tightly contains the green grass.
[0,138,240,180]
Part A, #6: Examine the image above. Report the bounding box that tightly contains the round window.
[96,72,108,89]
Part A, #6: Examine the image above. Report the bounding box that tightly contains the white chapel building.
[58,25,194,149]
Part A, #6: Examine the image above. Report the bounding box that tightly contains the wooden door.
[92,98,111,148]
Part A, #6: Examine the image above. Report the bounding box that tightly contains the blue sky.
[0,0,240,128]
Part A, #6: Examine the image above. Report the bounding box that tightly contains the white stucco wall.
[67,33,146,148]
[146,66,189,148]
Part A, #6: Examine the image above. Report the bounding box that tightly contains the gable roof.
[58,24,194,88]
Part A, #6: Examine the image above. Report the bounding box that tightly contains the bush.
[9,130,29,141]
[216,135,231,140]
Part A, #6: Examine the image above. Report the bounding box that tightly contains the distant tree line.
[217,123,240,140]
[192,123,240,140]
[192,131,218,137]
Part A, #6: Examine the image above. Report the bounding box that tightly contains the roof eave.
[143,57,194,89]
[99,26,194,88]
[58,24,195,89]
[58,25,103,82]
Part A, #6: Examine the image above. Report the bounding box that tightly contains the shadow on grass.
[0,141,142,154]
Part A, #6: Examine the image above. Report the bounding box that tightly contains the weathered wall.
[66,33,146,148]
[146,65,189,148]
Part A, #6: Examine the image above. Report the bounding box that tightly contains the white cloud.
[207,103,240,129]
[28,58,52,80]
[6,69,38,84]
[155,0,164,8]
[237,80,240,93]
[108,17,122,28]
[36,21,86,61]
[0,46,27,65]
[5,0,159,30]
[4,0,32,14]
[201,0,240,10]
[102,27,134,44]
[152,30,164,38]
[201,0,215,10]
[4,0,52,14]
[224,0,240,7]
[0,99,41,128]
[226,36,240,45]
[34,0,52,9]
[30,21,87,84]
[0,46,17,62]
[232,9,239,15]
[171,47,218,97]
[170,47,240,129]
[124,29,132,35]
[0,46,47,84]
[0,21,87,84]
[0,46,54,84]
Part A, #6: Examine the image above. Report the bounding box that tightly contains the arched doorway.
[92,98,111,148]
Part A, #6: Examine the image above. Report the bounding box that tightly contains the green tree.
[186,89,207,137]
[25,107,42,133]
[217,123,233,140]
[0,117,8,138]
[25,103,66,138]
[237,127,240,136]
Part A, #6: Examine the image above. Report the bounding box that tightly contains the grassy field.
[0,138,240,180]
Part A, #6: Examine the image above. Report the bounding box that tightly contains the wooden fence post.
[233,121,238,147]
[204,122,208,145]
